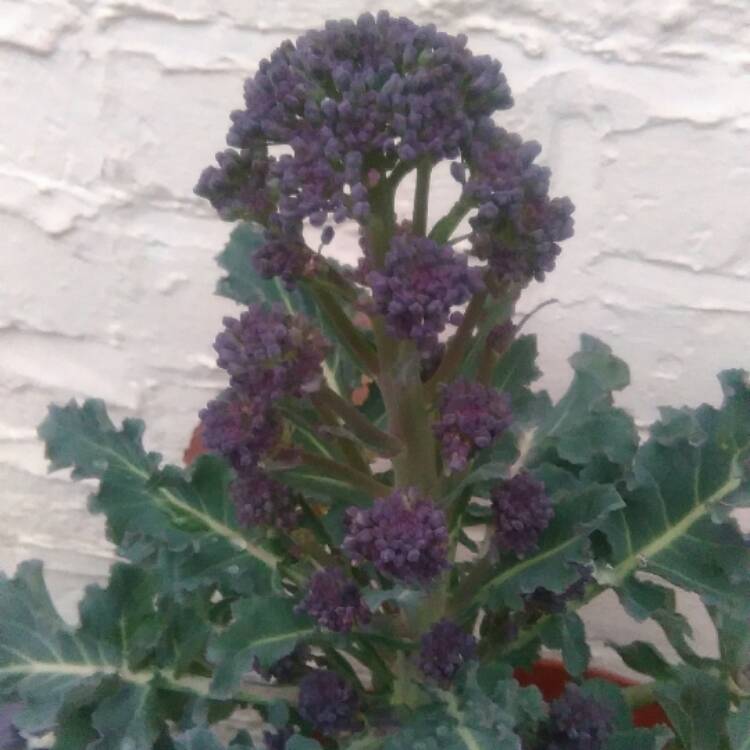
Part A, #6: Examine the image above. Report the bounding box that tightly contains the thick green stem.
[365,180,439,494]
[387,374,439,492]
[425,291,488,396]
[412,159,432,236]
[312,385,404,457]
[297,450,391,497]
[308,282,379,376]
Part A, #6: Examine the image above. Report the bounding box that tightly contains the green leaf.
[39,398,161,481]
[606,728,672,750]
[174,729,227,750]
[540,612,590,678]
[609,641,673,681]
[89,682,162,750]
[529,335,637,471]
[216,223,311,314]
[712,609,750,676]
[0,561,222,744]
[286,738,323,750]
[491,335,551,427]
[492,335,541,396]
[654,666,732,750]
[601,370,750,617]
[613,578,714,671]
[478,478,624,609]
[39,400,277,594]
[208,597,315,698]
[52,705,100,749]
[384,665,541,750]
[728,701,750,750]
[174,729,256,749]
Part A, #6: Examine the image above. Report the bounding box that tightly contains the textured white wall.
[2,0,750,668]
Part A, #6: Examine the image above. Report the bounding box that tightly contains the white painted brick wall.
[2,0,749,671]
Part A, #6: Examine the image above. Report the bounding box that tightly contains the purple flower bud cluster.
[253,218,316,289]
[523,566,593,618]
[0,703,22,750]
[263,728,293,750]
[201,13,513,252]
[194,144,276,222]
[491,472,553,558]
[486,320,516,356]
[454,124,574,285]
[433,380,513,472]
[254,645,310,684]
[418,619,477,686]
[214,304,329,400]
[298,669,361,735]
[231,467,300,530]
[199,390,282,470]
[343,488,449,584]
[296,568,371,632]
[366,234,484,357]
[535,685,613,750]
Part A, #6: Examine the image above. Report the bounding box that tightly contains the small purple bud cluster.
[194,145,276,222]
[491,472,553,558]
[486,320,517,356]
[367,234,484,359]
[298,670,361,735]
[231,467,300,530]
[263,728,293,750]
[199,390,282,470]
[535,685,613,750]
[343,488,449,584]
[523,566,593,618]
[214,304,329,399]
[452,124,574,285]
[254,645,310,684]
[254,218,316,289]
[296,568,371,632]
[418,619,477,686]
[0,703,22,750]
[433,380,513,472]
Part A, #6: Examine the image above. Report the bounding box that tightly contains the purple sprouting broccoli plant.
[10,11,750,750]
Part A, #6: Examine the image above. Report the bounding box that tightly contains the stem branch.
[426,292,488,396]
[429,199,472,244]
[412,159,432,236]
[312,385,403,457]
[308,282,379,376]
[297,450,391,497]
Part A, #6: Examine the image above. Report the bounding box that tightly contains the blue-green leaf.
[208,597,315,698]
[39,400,277,596]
